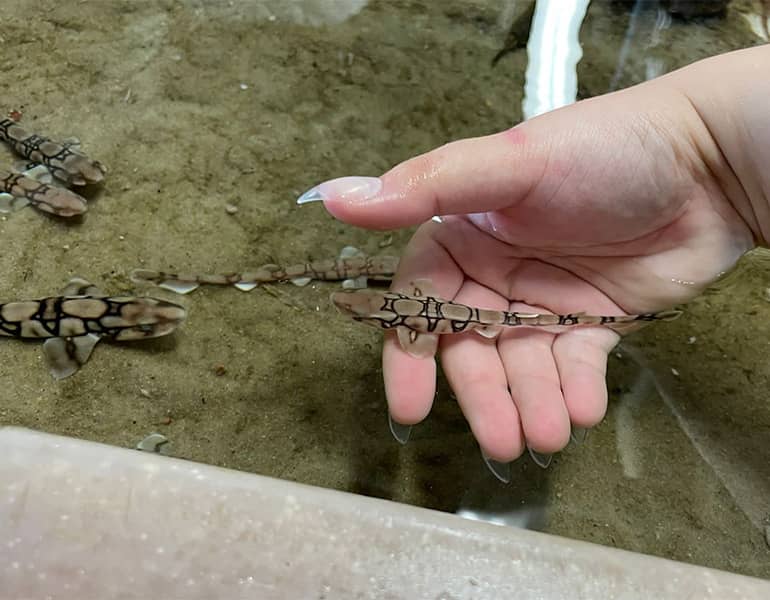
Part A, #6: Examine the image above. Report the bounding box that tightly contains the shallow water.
[0,0,768,580]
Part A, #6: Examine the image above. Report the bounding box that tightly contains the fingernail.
[388,413,412,445]
[296,176,382,205]
[528,447,552,469]
[481,451,511,484]
[468,211,501,233]
[570,427,588,445]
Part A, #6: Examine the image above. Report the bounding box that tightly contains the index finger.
[383,223,464,425]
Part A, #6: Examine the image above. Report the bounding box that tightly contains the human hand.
[298,61,759,479]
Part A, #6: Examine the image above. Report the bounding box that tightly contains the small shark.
[332,280,681,358]
[0,277,186,379]
[0,166,87,217]
[131,248,399,294]
[0,116,105,218]
[0,117,106,186]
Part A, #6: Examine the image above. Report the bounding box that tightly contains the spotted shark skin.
[0,117,106,186]
[131,255,400,294]
[332,280,682,358]
[0,167,87,217]
[0,278,186,379]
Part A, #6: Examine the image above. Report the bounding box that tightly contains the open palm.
[313,83,755,475]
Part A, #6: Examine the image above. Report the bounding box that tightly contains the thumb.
[296,126,546,230]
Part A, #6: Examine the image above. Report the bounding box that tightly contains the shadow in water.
[345,368,553,532]
[620,341,770,535]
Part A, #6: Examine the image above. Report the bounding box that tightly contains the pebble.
[136,433,171,455]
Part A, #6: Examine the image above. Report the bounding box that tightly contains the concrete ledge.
[0,427,766,599]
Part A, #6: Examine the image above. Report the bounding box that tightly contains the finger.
[498,314,572,454]
[383,331,436,425]
[552,328,618,428]
[298,127,545,229]
[440,280,524,462]
[382,225,463,426]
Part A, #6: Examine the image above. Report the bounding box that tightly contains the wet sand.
[0,0,768,579]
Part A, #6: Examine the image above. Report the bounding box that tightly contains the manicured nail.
[388,413,412,445]
[528,447,552,469]
[570,427,588,445]
[296,176,382,205]
[481,451,511,484]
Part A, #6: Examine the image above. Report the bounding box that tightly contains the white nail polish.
[481,451,511,483]
[296,176,382,205]
[296,187,324,204]
[570,427,588,445]
[388,414,411,445]
[527,447,552,469]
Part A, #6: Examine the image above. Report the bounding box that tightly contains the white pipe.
[523,0,591,119]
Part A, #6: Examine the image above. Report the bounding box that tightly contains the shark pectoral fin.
[474,325,502,339]
[396,326,438,359]
[338,247,369,289]
[0,192,29,212]
[61,277,104,297]
[129,270,199,294]
[21,163,54,184]
[61,136,82,148]
[342,276,368,289]
[290,276,313,287]
[43,333,101,379]
[160,280,200,294]
[339,245,363,259]
[391,279,441,357]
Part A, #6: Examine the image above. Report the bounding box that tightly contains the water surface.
[0,0,768,579]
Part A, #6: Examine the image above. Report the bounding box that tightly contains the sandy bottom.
[0,0,767,579]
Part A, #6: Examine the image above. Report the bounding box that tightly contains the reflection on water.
[0,0,768,581]
[608,1,672,90]
[620,341,769,536]
[467,0,770,578]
